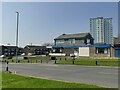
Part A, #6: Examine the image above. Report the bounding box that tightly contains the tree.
[42,43,54,46]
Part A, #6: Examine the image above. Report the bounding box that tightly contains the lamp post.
[16,12,19,63]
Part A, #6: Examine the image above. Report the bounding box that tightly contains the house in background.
[52,33,94,56]
[0,45,23,58]
[24,45,51,56]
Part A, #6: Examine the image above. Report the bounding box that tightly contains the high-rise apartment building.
[90,17,113,44]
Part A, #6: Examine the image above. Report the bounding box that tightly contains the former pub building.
[52,32,115,58]
[52,33,94,56]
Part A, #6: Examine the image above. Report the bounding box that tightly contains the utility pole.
[16,12,19,63]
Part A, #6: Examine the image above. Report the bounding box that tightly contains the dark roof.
[0,45,18,48]
[54,33,92,40]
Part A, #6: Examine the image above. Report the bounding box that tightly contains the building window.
[5,53,8,55]
[96,48,108,54]
[60,49,62,52]
[11,49,14,51]
[53,49,55,52]
[72,39,75,44]
[65,39,68,41]
[56,40,64,44]
[4,49,8,51]
[87,39,90,44]
[11,53,14,55]
[69,39,75,44]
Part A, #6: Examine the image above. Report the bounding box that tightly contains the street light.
[16,11,19,63]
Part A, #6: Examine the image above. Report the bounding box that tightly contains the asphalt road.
[2,63,119,88]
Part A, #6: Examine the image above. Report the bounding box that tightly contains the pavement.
[2,62,119,88]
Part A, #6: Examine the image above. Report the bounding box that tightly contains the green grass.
[56,57,119,61]
[56,57,119,66]
[0,73,2,90]
[2,73,105,89]
[57,60,119,66]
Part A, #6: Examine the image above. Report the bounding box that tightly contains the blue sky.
[1,2,118,47]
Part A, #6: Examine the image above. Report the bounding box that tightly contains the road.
[2,63,119,88]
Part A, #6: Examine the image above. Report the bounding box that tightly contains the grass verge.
[2,72,113,89]
[57,60,119,66]
[0,73,2,90]
[56,57,119,66]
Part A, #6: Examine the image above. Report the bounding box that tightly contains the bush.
[51,56,57,60]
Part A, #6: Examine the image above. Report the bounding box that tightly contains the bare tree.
[42,43,54,46]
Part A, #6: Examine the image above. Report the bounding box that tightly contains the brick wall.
[89,47,114,58]
[62,48,74,56]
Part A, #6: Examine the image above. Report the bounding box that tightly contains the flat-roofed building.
[24,45,51,56]
[0,45,23,57]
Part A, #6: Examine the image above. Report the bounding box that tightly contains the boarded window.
[96,48,108,54]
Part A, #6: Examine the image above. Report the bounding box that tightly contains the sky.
[1,2,118,47]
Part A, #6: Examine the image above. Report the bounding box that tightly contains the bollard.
[6,61,9,71]
[72,56,75,64]
[60,58,61,60]
[54,60,56,64]
[18,60,20,63]
[12,59,14,62]
[46,60,48,64]
[96,61,98,65]
[65,57,66,61]
[28,60,29,63]
[5,60,6,62]
[41,60,42,64]
[72,60,74,64]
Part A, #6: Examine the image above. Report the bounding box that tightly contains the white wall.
[49,53,66,56]
[79,47,90,57]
